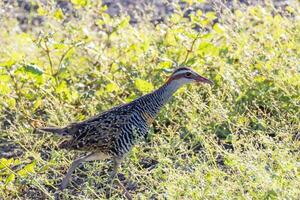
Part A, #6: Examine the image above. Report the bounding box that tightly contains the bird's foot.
[106,173,132,200]
[116,178,132,200]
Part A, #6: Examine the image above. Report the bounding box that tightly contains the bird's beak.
[195,75,214,85]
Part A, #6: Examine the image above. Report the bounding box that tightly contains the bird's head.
[166,67,213,86]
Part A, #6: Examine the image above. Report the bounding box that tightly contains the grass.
[0,1,299,199]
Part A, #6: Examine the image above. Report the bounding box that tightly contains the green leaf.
[55,81,73,101]
[185,57,197,66]
[37,7,47,16]
[33,97,42,111]
[56,81,68,94]
[165,32,177,46]
[285,6,295,14]
[24,64,44,76]
[134,78,154,93]
[71,0,88,7]
[213,23,224,34]
[18,161,36,177]
[202,11,217,25]
[181,0,196,6]
[158,61,173,69]
[225,134,233,143]
[105,82,119,93]
[7,98,16,109]
[0,83,11,95]
[0,60,15,68]
[0,158,13,169]
[5,173,15,185]
[118,17,130,29]
[196,10,203,16]
[54,9,64,20]
[205,12,217,21]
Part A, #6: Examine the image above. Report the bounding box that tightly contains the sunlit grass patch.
[0,1,299,199]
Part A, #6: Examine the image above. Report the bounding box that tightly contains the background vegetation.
[0,0,299,199]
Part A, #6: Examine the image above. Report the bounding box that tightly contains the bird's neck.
[139,80,183,118]
[156,79,183,104]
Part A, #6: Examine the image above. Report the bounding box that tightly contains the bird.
[39,67,213,191]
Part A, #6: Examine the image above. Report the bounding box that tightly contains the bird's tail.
[38,126,69,136]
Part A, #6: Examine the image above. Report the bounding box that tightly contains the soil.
[0,0,292,31]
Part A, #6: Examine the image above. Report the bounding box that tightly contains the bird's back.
[41,87,166,156]
[58,103,135,152]
[56,99,156,157]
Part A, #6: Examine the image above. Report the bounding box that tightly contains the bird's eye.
[185,72,192,77]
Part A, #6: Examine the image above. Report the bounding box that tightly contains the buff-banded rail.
[39,67,213,191]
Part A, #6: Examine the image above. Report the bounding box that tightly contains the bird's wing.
[60,104,133,152]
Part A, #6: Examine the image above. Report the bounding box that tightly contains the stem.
[57,42,84,74]
[44,40,58,87]
[6,67,22,106]
[182,32,201,64]
[57,46,74,72]
[5,66,38,127]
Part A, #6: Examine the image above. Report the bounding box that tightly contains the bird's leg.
[107,157,123,196]
[59,155,88,190]
[107,157,132,200]
[109,157,122,185]
[59,152,109,190]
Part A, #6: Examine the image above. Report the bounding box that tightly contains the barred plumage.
[39,67,213,191]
